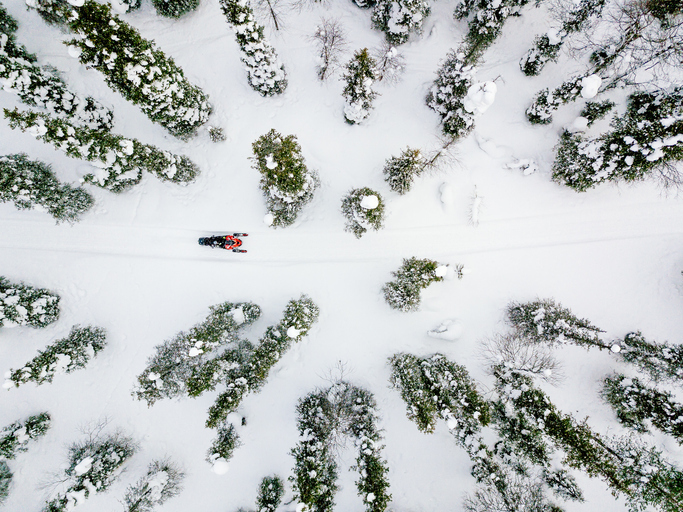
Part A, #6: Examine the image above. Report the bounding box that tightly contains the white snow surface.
[463,81,497,115]
[580,74,602,99]
[1,3,683,512]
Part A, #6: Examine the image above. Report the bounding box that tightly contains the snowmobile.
[198,233,248,253]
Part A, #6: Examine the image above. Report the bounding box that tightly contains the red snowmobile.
[198,233,248,253]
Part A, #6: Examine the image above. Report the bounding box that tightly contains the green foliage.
[123,459,185,512]
[151,0,199,18]
[526,77,583,125]
[506,298,604,348]
[256,475,284,512]
[543,468,584,503]
[7,326,107,387]
[519,34,562,76]
[382,147,424,194]
[218,0,287,96]
[0,412,51,460]
[0,461,10,505]
[207,422,240,464]
[4,108,199,192]
[0,154,94,223]
[646,0,683,23]
[208,126,226,142]
[617,331,683,384]
[45,432,137,512]
[341,187,385,238]
[580,99,615,126]
[134,302,261,405]
[0,275,60,328]
[342,48,378,124]
[552,88,683,191]
[252,129,319,228]
[371,0,430,45]
[603,373,683,441]
[426,49,477,138]
[206,296,319,428]
[0,3,18,35]
[382,257,445,312]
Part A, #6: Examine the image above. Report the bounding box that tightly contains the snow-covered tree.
[151,0,199,18]
[616,331,683,384]
[218,0,287,96]
[382,147,424,194]
[506,298,605,348]
[382,257,446,312]
[341,187,385,238]
[5,326,107,388]
[372,41,405,84]
[44,431,136,512]
[252,129,319,228]
[4,108,200,192]
[602,373,683,442]
[371,0,430,45]
[206,422,240,470]
[123,459,184,512]
[206,295,319,428]
[0,154,94,223]
[0,276,60,329]
[426,49,477,138]
[0,462,10,505]
[28,0,212,139]
[133,302,261,405]
[291,382,391,512]
[0,5,113,130]
[0,412,51,460]
[552,87,683,191]
[579,99,615,126]
[256,475,284,512]
[312,18,347,81]
[341,48,378,125]
[463,472,565,512]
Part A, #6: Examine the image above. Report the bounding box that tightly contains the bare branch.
[310,17,347,81]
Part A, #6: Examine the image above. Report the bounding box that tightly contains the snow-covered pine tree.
[206,422,240,469]
[506,298,605,348]
[382,147,424,194]
[44,431,137,512]
[552,87,683,191]
[5,326,107,388]
[28,0,212,139]
[256,475,284,512]
[519,0,607,76]
[4,108,200,192]
[133,302,261,405]
[118,0,142,12]
[341,187,385,238]
[341,48,378,124]
[0,412,51,460]
[616,331,683,384]
[371,0,430,45]
[151,0,199,18]
[426,49,477,138]
[579,99,615,126]
[525,75,586,125]
[252,129,319,228]
[382,257,446,312]
[0,154,93,223]
[206,295,319,428]
[0,276,59,329]
[0,461,9,504]
[602,373,683,442]
[123,459,184,512]
[218,0,287,96]
[0,5,113,130]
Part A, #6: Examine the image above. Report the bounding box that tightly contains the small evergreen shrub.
[208,126,226,142]
[218,0,287,96]
[133,302,261,405]
[341,187,385,238]
[120,0,143,12]
[252,129,319,228]
[256,475,284,512]
[0,154,93,223]
[526,76,584,124]
[0,412,51,460]
[152,0,199,18]
[617,331,683,384]
[382,257,445,312]
[426,49,477,138]
[44,431,136,512]
[4,108,200,192]
[28,0,212,139]
[382,147,424,194]
[6,326,107,388]
[552,88,683,191]
[603,373,683,441]
[579,99,615,126]
[206,422,240,465]
[519,34,563,76]
[0,462,10,505]
[506,298,604,348]
[371,0,430,45]
[341,48,378,125]
[123,459,184,512]
[0,276,60,329]
[206,295,319,428]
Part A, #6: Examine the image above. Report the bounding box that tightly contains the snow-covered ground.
[1,1,683,511]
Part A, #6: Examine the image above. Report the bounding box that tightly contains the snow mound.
[569,116,589,132]
[74,457,93,476]
[439,183,454,205]
[427,319,463,341]
[435,265,449,278]
[464,82,497,115]
[263,213,274,226]
[212,458,230,475]
[580,75,602,99]
[287,326,301,338]
[360,195,379,209]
